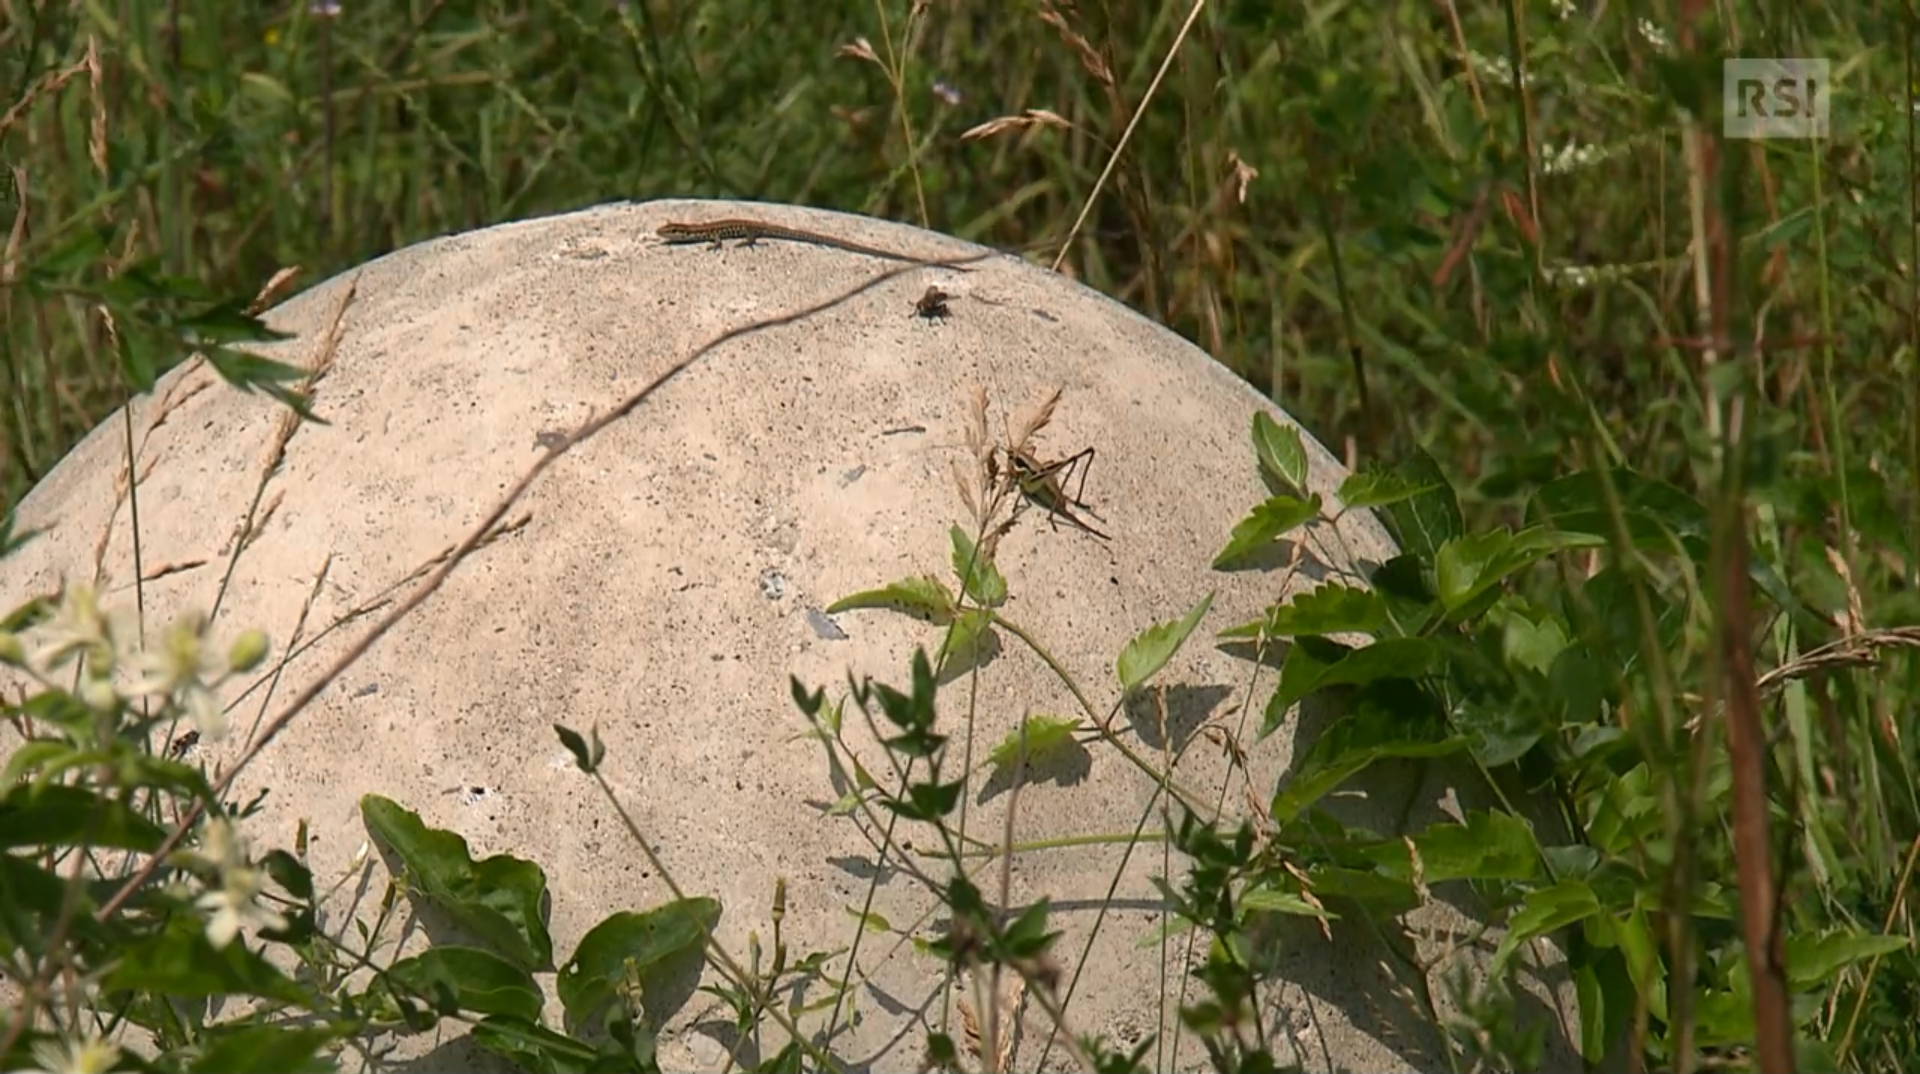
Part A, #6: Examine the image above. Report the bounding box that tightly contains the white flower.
[1638,19,1670,52]
[28,587,112,674]
[1547,264,1599,289]
[77,676,119,715]
[184,819,289,948]
[1465,50,1531,89]
[197,871,289,948]
[183,816,244,874]
[8,1032,131,1074]
[1542,139,1610,175]
[122,609,229,740]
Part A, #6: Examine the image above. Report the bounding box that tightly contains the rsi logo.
[1734,76,1819,120]
[1724,59,1829,138]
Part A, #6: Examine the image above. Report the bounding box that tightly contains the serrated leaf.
[1240,885,1335,919]
[1118,593,1214,694]
[1300,865,1420,915]
[1262,636,1342,736]
[1382,450,1462,561]
[361,795,554,972]
[1252,412,1308,495]
[937,608,994,676]
[1212,495,1322,569]
[1218,583,1384,640]
[826,576,957,625]
[1435,526,1605,616]
[1403,810,1541,883]
[948,526,1007,607]
[986,715,1081,772]
[1336,470,1437,510]
[1259,636,1438,737]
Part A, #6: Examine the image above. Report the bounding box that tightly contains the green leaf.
[826,576,958,624]
[1218,583,1384,640]
[1406,810,1540,883]
[1335,470,1438,510]
[1262,636,1341,737]
[188,1026,337,1074]
[0,853,98,954]
[557,897,719,1030]
[886,778,964,821]
[361,795,554,972]
[1212,495,1322,569]
[553,723,606,773]
[1530,468,1800,613]
[1381,449,1462,561]
[1259,636,1439,737]
[1117,593,1213,694]
[388,946,545,1021]
[1570,942,1633,1065]
[1251,412,1308,495]
[1528,468,1707,540]
[0,740,75,788]
[1616,907,1667,1023]
[1240,884,1335,919]
[1370,553,1440,636]
[986,715,1082,772]
[1270,685,1461,821]
[1492,879,1602,978]
[105,917,308,1006]
[937,608,994,676]
[174,298,296,347]
[846,907,892,933]
[1000,898,1061,958]
[22,227,111,285]
[756,1041,803,1074]
[1435,526,1604,616]
[123,751,220,809]
[1500,601,1570,676]
[1786,929,1910,989]
[0,783,167,851]
[1452,693,1552,769]
[9,689,94,737]
[1300,865,1419,915]
[471,1015,600,1074]
[949,526,1007,607]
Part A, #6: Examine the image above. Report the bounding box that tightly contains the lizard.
[655,218,981,270]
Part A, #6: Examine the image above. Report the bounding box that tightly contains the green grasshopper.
[1004,445,1110,541]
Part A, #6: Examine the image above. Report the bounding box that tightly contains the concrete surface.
[1,200,1579,1072]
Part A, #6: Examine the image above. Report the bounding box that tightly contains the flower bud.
[227,629,269,673]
